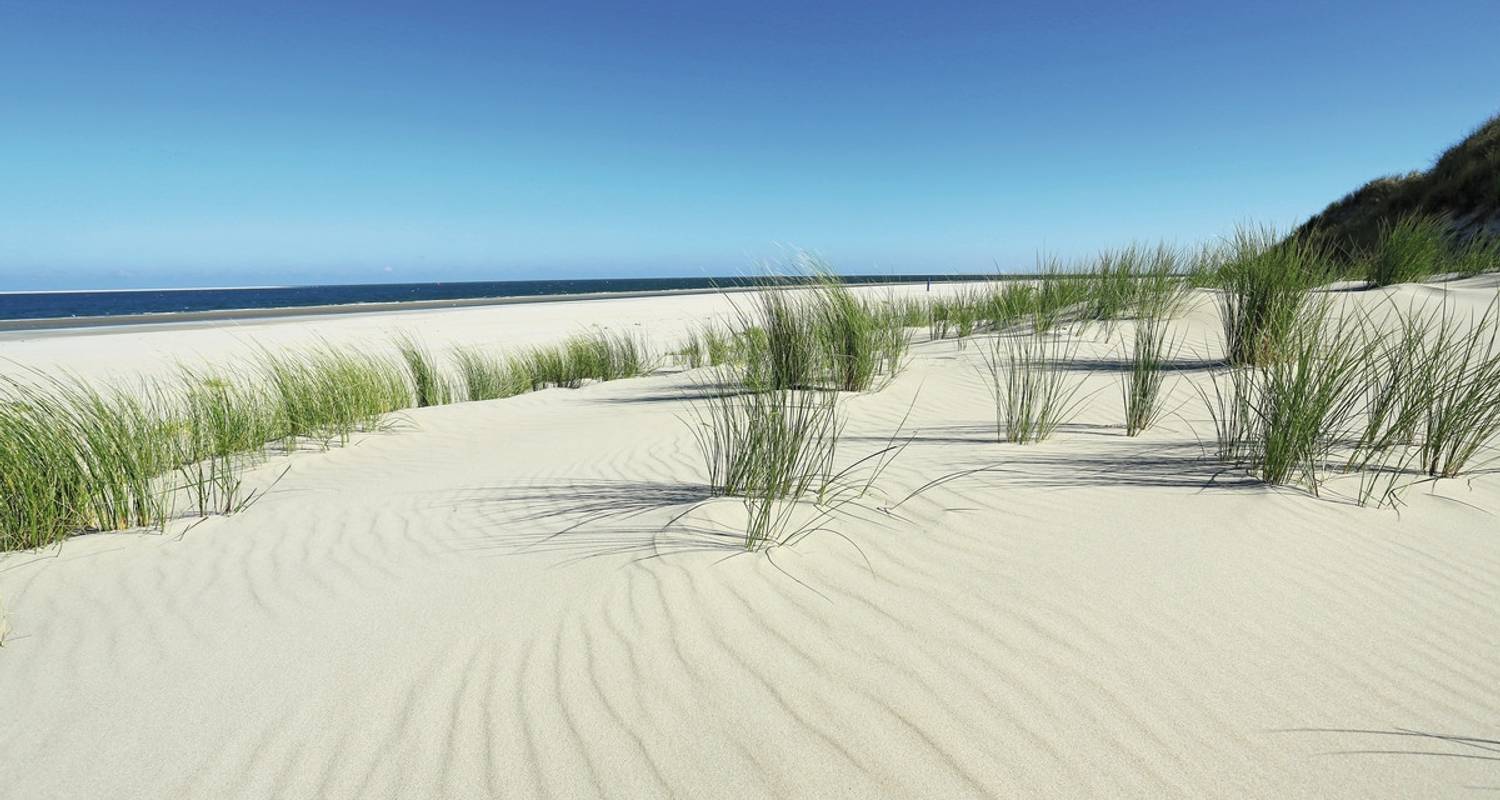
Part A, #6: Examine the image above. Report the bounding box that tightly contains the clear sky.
[2,0,1498,290]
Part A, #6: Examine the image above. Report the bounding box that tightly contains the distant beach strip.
[0,275,999,330]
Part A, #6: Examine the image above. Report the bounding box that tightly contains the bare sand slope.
[2,281,1498,798]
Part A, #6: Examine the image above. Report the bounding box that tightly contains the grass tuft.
[1365,214,1450,287]
[1121,308,1180,436]
[395,334,453,408]
[1214,225,1325,367]
[981,326,1086,444]
[452,346,529,402]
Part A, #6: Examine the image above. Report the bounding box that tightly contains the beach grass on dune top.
[174,367,279,516]
[726,262,910,393]
[1412,296,1500,478]
[1,374,173,549]
[520,330,655,390]
[682,365,911,551]
[1202,291,1500,504]
[1120,302,1181,437]
[4,244,1496,552]
[452,346,530,402]
[918,244,1190,348]
[980,320,1087,444]
[395,334,454,408]
[256,345,410,448]
[1203,302,1373,496]
[0,319,681,550]
[1213,224,1327,367]
[1364,214,1450,287]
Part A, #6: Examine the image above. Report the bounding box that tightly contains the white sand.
[1,280,1498,798]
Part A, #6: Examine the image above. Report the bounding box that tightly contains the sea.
[0,275,987,322]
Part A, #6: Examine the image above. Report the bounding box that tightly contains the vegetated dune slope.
[1299,112,1500,254]
[1,279,1498,799]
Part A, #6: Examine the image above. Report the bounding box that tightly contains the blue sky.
[1,1,1497,290]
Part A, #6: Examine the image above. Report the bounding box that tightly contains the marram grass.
[980,325,1086,444]
[683,364,910,551]
[1121,308,1181,436]
[1202,293,1500,504]
[0,326,669,551]
[394,334,454,408]
[1364,214,1450,288]
[1214,225,1326,367]
[732,267,910,393]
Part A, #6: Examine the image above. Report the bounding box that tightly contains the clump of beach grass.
[981,325,1086,444]
[256,345,410,449]
[1121,307,1181,436]
[672,323,741,370]
[519,341,574,389]
[1033,258,1087,334]
[731,264,909,392]
[1215,225,1325,366]
[740,283,821,390]
[1,380,98,549]
[452,346,529,402]
[61,378,177,532]
[1245,307,1370,492]
[1202,303,1400,498]
[394,334,453,408]
[1082,245,1145,323]
[1079,243,1188,338]
[1204,305,1368,494]
[1365,214,1450,288]
[672,335,706,369]
[684,371,840,550]
[815,277,909,391]
[1413,297,1500,477]
[570,330,653,382]
[700,324,739,367]
[0,374,176,549]
[173,368,277,516]
[1136,243,1190,318]
[978,282,1035,333]
[519,330,654,389]
[1453,232,1500,276]
[688,379,841,501]
[683,365,910,550]
[0,368,274,549]
[888,295,930,328]
[0,323,673,552]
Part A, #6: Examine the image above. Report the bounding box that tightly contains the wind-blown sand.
[1,280,1498,798]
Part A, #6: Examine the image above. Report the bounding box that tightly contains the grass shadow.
[446,479,748,561]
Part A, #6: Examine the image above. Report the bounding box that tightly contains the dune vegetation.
[1297,112,1500,258]
[0,328,657,551]
[3,227,1499,551]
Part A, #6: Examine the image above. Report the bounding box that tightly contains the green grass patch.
[1214,225,1326,367]
[394,334,454,408]
[1364,214,1450,287]
[981,327,1086,444]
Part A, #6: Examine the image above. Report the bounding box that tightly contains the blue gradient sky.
[2,1,1497,290]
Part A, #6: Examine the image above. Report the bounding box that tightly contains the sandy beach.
[1,280,1498,799]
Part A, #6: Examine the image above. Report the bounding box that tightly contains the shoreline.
[0,279,947,335]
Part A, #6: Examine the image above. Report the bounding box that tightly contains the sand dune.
[2,281,1498,798]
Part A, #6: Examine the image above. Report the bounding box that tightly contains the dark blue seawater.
[0,275,985,322]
